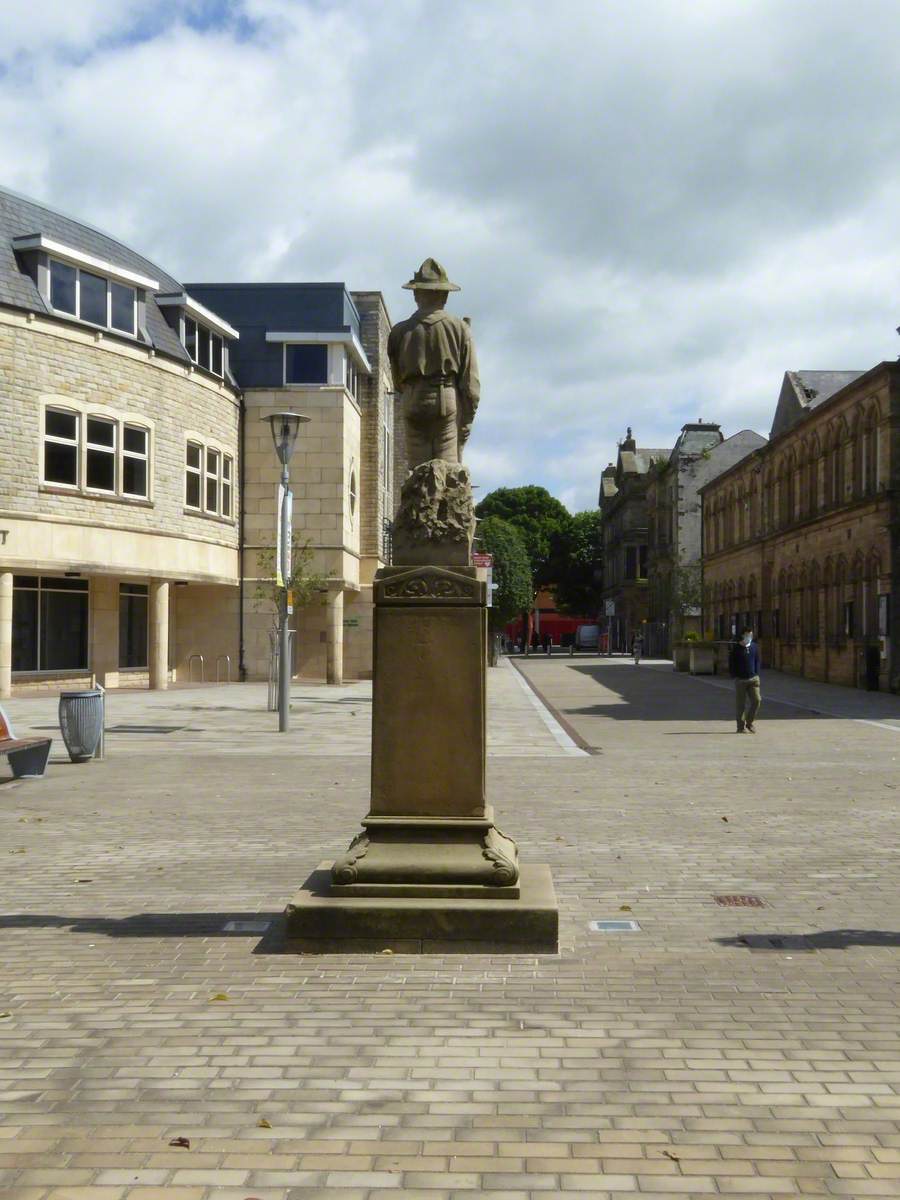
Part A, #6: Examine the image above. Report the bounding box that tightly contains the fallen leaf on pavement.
[256,1118,272,1129]
[619,905,632,912]
[662,1149,680,1161]
[0,1012,10,1019]
[720,816,729,823]
[168,1136,190,1149]
[209,993,230,1001]
[74,878,93,883]
[380,949,393,955]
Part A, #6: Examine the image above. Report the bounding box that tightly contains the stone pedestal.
[283,562,558,952]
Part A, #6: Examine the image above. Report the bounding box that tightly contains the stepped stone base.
[283,862,558,953]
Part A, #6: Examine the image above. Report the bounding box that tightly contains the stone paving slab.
[0,657,898,1197]
[3,661,577,759]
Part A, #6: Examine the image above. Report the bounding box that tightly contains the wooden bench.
[0,704,52,779]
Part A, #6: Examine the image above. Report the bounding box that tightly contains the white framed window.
[222,454,232,518]
[48,257,136,335]
[122,425,149,498]
[185,442,203,509]
[284,343,328,385]
[205,447,220,512]
[181,316,225,378]
[42,406,150,500]
[43,408,80,488]
[185,438,233,519]
[85,416,117,493]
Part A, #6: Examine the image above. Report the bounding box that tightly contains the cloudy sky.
[3,0,899,512]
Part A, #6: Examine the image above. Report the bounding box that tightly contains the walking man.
[631,632,643,665]
[729,625,761,733]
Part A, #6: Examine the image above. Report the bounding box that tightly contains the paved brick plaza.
[1,658,899,1199]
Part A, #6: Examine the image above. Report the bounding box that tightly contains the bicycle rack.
[188,653,204,683]
[216,654,231,683]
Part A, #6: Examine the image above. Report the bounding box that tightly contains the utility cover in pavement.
[714,895,765,907]
[588,919,641,932]
[223,920,271,933]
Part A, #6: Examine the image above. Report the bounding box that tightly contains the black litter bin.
[59,689,104,762]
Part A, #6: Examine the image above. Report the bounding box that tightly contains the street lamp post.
[266,411,310,732]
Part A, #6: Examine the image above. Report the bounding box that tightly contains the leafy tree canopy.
[548,509,603,616]
[477,516,533,628]
[475,485,571,584]
[253,535,326,632]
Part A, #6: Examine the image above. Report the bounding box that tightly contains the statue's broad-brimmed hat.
[402,257,461,292]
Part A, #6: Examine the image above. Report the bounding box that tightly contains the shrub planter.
[689,643,717,675]
[59,689,104,762]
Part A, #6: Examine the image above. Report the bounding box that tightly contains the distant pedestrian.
[542,632,552,654]
[631,633,643,665]
[729,626,761,733]
[531,630,540,652]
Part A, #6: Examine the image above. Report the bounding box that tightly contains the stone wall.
[702,364,897,690]
[0,309,240,568]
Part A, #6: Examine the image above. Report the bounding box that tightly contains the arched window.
[833,556,847,642]
[864,551,880,637]
[748,476,760,538]
[862,407,878,495]
[801,562,820,643]
[807,436,820,517]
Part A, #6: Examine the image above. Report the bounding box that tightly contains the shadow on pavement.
[559,662,819,722]
[0,912,283,938]
[716,929,900,952]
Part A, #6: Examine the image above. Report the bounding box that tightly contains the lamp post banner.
[276,484,293,587]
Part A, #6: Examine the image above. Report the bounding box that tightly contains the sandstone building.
[700,365,899,691]
[598,429,668,651]
[646,423,766,653]
[0,186,399,696]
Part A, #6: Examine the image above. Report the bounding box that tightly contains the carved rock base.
[392,459,475,566]
[331,808,519,893]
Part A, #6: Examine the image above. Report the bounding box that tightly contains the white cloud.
[2,0,900,511]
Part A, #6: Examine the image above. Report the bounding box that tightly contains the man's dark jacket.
[729,639,761,679]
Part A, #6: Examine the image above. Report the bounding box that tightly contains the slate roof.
[619,448,668,475]
[790,370,865,410]
[0,185,198,367]
[770,369,866,438]
[669,423,722,460]
[186,282,363,390]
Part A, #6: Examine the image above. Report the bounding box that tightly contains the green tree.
[548,509,603,616]
[477,516,533,630]
[252,535,326,634]
[475,485,572,585]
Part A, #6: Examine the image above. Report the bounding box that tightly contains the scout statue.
[388,258,480,467]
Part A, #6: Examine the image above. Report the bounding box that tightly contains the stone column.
[149,580,170,691]
[0,571,12,699]
[326,588,344,685]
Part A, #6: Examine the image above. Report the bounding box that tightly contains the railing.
[216,654,231,683]
[188,653,204,683]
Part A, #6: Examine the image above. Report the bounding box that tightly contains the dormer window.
[13,234,155,339]
[156,292,237,380]
[47,258,136,334]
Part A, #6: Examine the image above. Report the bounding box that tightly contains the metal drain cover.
[588,919,641,933]
[714,895,765,907]
[222,920,271,933]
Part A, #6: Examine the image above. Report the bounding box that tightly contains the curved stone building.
[0,186,401,696]
[0,187,241,695]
